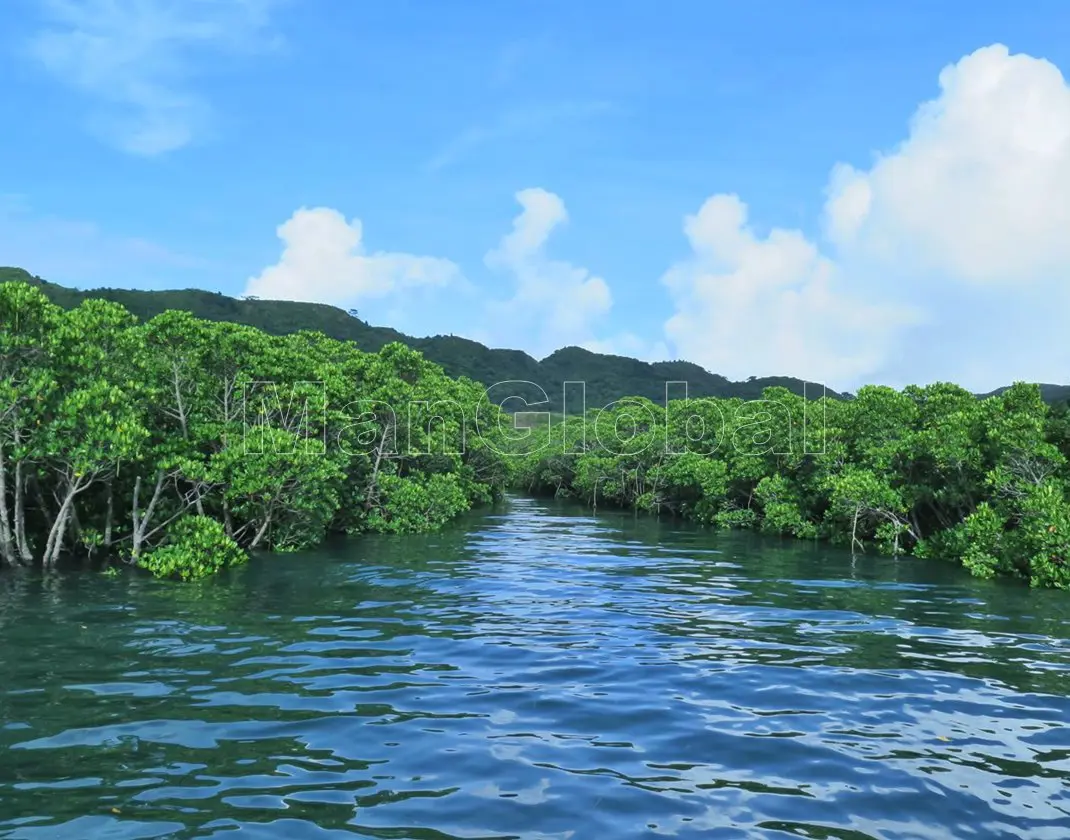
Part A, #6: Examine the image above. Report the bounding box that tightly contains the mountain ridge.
[3,266,1067,408]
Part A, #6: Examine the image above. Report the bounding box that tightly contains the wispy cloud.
[0,199,210,286]
[426,100,616,172]
[28,0,284,155]
[489,37,553,89]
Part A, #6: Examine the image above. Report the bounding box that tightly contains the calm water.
[2,498,1070,840]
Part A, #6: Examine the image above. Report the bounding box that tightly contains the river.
[1,497,1069,839]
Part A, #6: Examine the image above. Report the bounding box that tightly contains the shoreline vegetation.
[514,388,1070,590]
[0,281,512,580]
[1,278,1069,589]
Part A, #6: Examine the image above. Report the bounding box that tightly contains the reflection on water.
[1,497,1069,839]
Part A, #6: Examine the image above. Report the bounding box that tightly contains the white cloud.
[661,194,919,386]
[481,188,612,357]
[244,207,462,307]
[30,0,282,155]
[826,45,1070,285]
[665,43,1070,391]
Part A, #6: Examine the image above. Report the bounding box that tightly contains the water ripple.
[2,497,1070,839]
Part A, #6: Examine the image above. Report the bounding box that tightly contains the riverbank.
[0,281,511,578]
[4,277,1068,589]
[510,386,1070,589]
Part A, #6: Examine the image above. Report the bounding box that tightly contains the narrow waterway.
[2,497,1069,839]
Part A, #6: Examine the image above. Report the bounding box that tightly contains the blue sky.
[3,0,1070,391]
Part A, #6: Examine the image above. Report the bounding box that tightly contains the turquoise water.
[2,497,1070,839]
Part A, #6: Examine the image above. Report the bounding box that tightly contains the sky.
[2,0,1070,393]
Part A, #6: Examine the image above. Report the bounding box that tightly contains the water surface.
[2,497,1070,839]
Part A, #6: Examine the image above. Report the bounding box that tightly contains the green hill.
[977,383,1070,404]
[3,266,1064,408]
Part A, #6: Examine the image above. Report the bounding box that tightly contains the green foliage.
[952,503,1008,580]
[755,474,816,539]
[714,507,759,530]
[366,473,471,533]
[5,265,1070,414]
[5,265,842,412]
[138,516,247,581]
[661,453,728,524]
[1012,482,1070,590]
[512,381,1070,588]
[0,278,510,577]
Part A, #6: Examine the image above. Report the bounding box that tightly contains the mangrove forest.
[1,277,1069,589]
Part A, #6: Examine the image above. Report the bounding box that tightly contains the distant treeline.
[510,387,1070,589]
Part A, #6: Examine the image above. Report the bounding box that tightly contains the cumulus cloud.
[661,195,919,386]
[244,207,463,308]
[30,0,282,155]
[481,188,613,356]
[665,43,1070,391]
[825,45,1070,284]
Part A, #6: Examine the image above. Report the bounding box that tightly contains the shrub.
[138,516,248,581]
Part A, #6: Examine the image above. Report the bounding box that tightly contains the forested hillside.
[7,266,1067,407]
[0,267,844,410]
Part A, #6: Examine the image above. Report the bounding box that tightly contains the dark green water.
[2,498,1070,840]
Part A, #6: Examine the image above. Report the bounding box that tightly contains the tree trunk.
[68,500,85,553]
[909,509,924,543]
[0,443,18,567]
[103,476,115,548]
[851,505,863,555]
[14,461,32,565]
[30,473,54,534]
[172,363,206,517]
[131,470,166,559]
[249,514,272,550]
[363,422,392,512]
[43,476,87,568]
[222,496,235,539]
[131,474,142,558]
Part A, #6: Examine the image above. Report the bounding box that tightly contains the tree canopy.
[511,385,1070,590]
[0,280,512,579]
